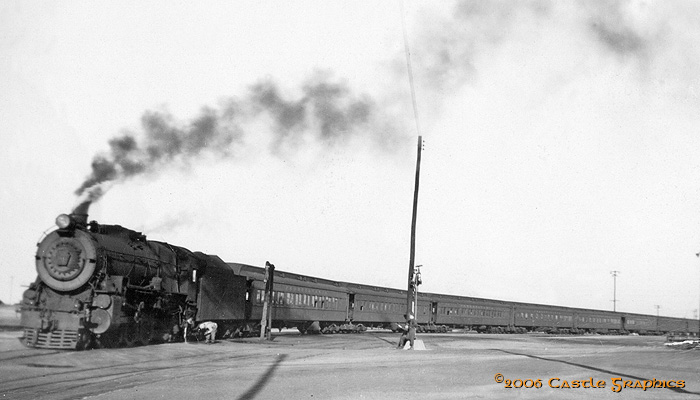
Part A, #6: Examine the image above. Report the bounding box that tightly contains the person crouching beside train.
[183,318,218,343]
[397,315,417,350]
[196,321,218,344]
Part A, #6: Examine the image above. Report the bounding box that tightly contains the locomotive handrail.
[35,225,56,245]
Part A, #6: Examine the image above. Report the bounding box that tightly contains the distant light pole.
[655,305,660,333]
[610,271,620,312]
[696,251,700,337]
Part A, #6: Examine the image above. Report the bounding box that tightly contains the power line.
[399,0,421,138]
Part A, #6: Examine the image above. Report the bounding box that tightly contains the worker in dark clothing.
[183,317,195,343]
[397,314,417,349]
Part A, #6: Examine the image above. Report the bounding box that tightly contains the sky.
[1,1,700,319]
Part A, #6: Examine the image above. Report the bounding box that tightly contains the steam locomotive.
[21,202,221,348]
[21,204,699,349]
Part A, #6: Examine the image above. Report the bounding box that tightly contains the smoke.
[590,16,646,57]
[405,0,552,93]
[75,105,243,200]
[76,73,398,202]
[76,1,697,203]
[405,0,691,94]
[249,74,375,151]
[582,0,666,70]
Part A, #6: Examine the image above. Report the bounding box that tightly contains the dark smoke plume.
[584,1,653,60]
[75,105,244,200]
[249,74,374,151]
[75,74,393,201]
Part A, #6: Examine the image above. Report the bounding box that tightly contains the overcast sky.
[2,1,700,319]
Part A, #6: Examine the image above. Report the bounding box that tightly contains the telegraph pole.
[260,261,275,340]
[406,136,423,327]
[399,0,426,351]
[610,270,620,312]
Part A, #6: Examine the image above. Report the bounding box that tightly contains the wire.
[400,0,422,138]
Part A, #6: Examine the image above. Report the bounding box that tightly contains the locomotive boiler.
[21,201,214,349]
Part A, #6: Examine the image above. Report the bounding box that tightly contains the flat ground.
[0,305,20,329]
[0,329,698,400]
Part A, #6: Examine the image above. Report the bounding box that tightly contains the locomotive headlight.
[55,214,73,229]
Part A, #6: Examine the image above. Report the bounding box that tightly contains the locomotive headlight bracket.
[56,214,74,230]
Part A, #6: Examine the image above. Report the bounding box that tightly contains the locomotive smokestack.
[71,201,91,226]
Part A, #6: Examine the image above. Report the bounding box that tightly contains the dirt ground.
[0,329,698,400]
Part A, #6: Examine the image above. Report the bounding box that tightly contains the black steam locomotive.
[21,202,246,349]
[21,204,699,349]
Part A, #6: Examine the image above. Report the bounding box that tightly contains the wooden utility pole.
[399,1,424,349]
[405,136,423,339]
[260,261,275,340]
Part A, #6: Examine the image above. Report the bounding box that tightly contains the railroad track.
[0,345,275,400]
